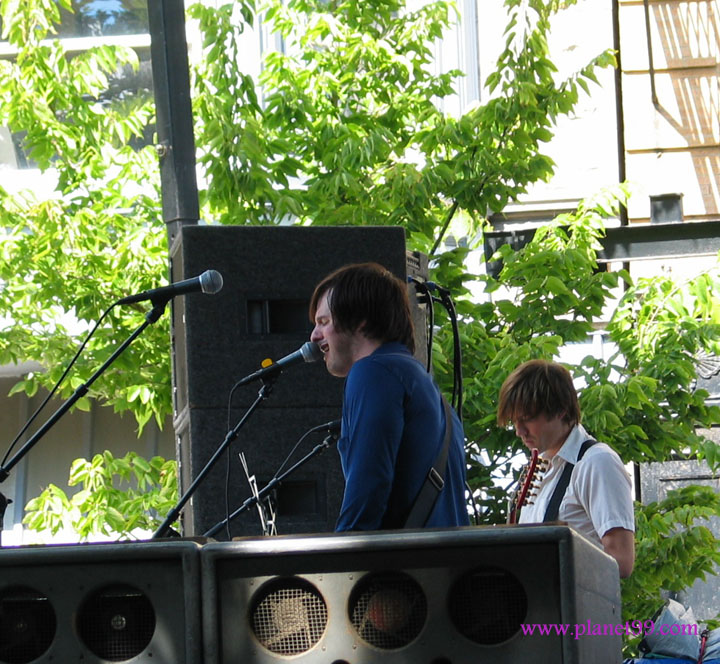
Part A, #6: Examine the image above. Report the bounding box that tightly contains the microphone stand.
[0,301,169,546]
[203,429,340,538]
[151,378,276,539]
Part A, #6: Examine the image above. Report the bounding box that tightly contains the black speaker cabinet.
[169,226,428,538]
[200,525,622,663]
[0,540,202,664]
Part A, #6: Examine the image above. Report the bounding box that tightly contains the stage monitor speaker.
[0,540,202,664]
[200,525,622,664]
[169,226,428,538]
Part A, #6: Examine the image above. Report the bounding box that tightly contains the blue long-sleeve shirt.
[335,342,469,531]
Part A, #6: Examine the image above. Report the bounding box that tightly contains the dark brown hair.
[309,262,415,353]
[497,359,581,426]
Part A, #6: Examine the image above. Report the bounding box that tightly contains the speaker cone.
[249,577,328,656]
[448,566,528,644]
[0,586,56,664]
[77,584,155,662]
[349,571,427,649]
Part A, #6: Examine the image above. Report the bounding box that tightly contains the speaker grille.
[448,566,528,645]
[249,577,328,655]
[77,584,155,662]
[349,572,427,649]
[0,586,56,664]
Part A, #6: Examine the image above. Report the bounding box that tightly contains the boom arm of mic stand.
[203,431,339,538]
[0,302,168,546]
[152,380,274,539]
[0,303,167,483]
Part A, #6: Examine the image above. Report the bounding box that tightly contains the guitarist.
[497,360,635,578]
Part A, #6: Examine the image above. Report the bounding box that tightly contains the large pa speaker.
[169,226,428,539]
[200,525,622,663]
[0,540,202,664]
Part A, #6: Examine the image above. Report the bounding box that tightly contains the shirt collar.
[370,341,411,356]
[549,423,589,464]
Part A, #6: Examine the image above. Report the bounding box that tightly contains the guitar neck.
[508,449,541,525]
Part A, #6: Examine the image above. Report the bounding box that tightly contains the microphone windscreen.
[301,341,323,363]
[200,269,224,295]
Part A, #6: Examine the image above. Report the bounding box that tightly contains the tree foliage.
[0,0,170,430]
[190,0,616,254]
[622,485,720,651]
[23,450,177,540]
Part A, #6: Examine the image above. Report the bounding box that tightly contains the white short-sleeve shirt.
[518,423,635,547]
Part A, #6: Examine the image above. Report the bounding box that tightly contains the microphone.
[311,419,342,435]
[236,342,323,386]
[407,275,449,294]
[117,269,224,305]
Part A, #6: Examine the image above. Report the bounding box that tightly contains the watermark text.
[520,620,697,640]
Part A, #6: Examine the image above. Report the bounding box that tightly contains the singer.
[309,262,469,531]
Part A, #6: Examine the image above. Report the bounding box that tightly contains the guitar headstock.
[507,450,549,524]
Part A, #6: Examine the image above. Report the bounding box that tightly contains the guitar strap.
[543,438,597,523]
[403,396,454,528]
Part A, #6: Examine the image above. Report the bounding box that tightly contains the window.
[0,1,152,172]
[57,0,148,39]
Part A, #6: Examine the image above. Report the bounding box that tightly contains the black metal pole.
[147,0,199,246]
[146,0,204,538]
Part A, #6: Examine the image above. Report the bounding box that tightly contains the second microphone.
[235,341,323,386]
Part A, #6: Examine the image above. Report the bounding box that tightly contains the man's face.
[310,290,359,378]
[512,412,570,457]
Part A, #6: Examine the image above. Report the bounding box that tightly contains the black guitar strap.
[403,396,453,528]
[543,438,597,522]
